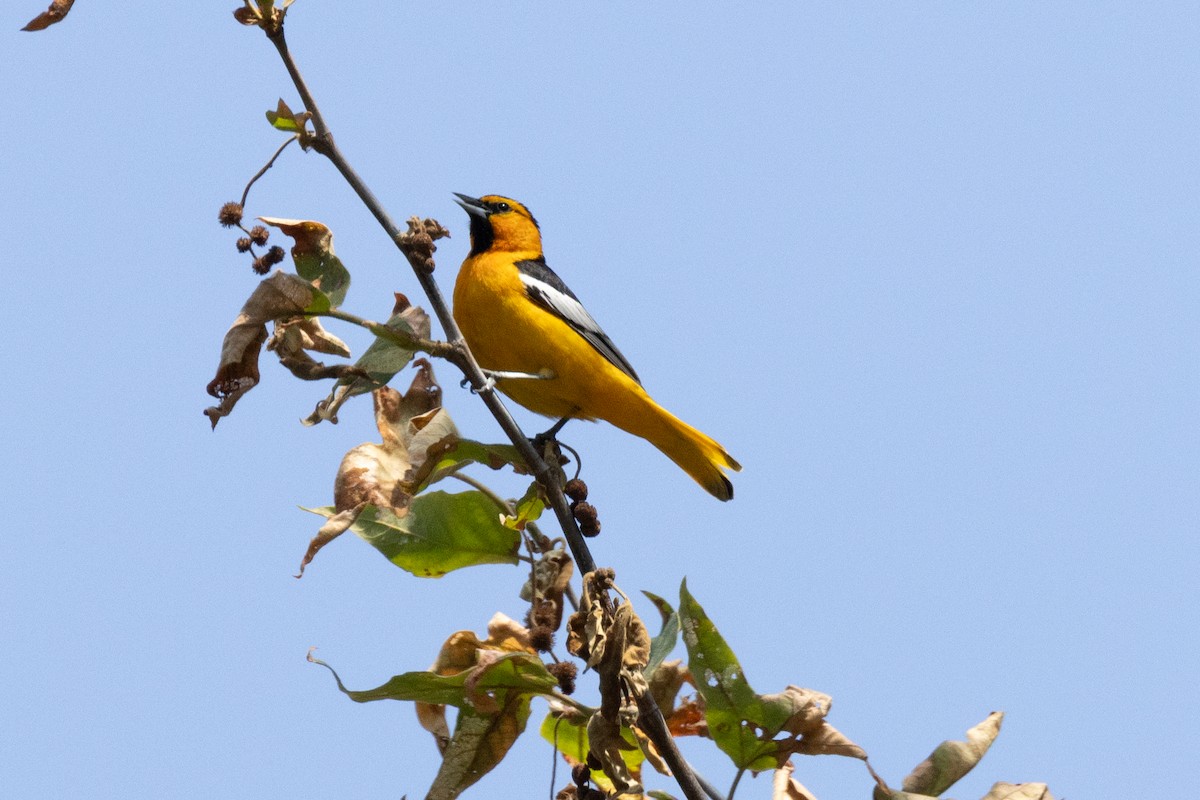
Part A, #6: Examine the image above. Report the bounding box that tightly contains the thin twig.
[310,308,457,359]
[449,471,512,512]
[550,716,562,800]
[240,134,298,209]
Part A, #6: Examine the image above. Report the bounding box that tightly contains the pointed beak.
[453,193,489,219]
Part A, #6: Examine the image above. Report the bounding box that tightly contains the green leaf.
[312,650,557,708]
[333,303,428,397]
[346,492,520,577]
[502,482,546,530]
[407,438,527,494]
[642,590,680,677]
[678,579,781,770]
[259,217,351,307]
[540,710,590,763]
[312,651,557,800]
[293,247,349,309]
[266,98,299,131]
[303,287,332,314]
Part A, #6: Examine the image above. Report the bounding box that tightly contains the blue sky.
[4,3,1196,798]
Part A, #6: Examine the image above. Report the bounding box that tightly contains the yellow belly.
[453,252,645,421]
[452,251,739,499]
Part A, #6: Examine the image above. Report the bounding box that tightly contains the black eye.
[496,202,511,212]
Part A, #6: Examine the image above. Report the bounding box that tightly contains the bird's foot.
[531,415,573,451]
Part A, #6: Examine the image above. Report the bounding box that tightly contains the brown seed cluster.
[217,203,278,275]
[564,479,601,537]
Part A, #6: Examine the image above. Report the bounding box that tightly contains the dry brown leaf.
[415,614,536,752]
[979,782,1055,800]
[267,316,361,383]
[484,612,535,653]
[587,713,643,796]
[902,712,1004,797]
[417,701,452,755]
[204,271,315,428]
[270,317,350,357]
[568,573,652,723]
[773,761,820,800]
[332,361,452,514]
[22,0,74,30]
[566,574,607,666]
[295,508,358,577]
[297,362,458,574]
[784,720,867,760]
[519,545,574,632]
[664,694,707,738]
[630,724,670,777]
[647,659,689,719]
[258,217,328,253]
[769,686,834,737]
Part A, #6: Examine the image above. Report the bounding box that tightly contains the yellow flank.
[452,194,741,500]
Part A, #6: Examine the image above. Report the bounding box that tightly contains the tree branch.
[260,20,707,800]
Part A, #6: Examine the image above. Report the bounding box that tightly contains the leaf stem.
[727,767,747,800]
[240,133,298,209]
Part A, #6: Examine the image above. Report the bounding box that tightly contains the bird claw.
[462,373,497,394]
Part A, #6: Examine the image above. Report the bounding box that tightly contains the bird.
[451,193,741,500]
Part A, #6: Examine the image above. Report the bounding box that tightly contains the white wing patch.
[519,272,641,384]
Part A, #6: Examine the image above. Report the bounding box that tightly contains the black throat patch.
[467,214,494,256]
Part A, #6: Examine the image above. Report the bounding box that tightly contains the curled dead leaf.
[980,782,1055,800]
[647,660,690,721]
[204,271,316,428]
[416,699,452,755]
[22,0,74,30]
[566,572,651,725]
[901,712,1004,797]
[587,713,643,796]
[630,724,670,777]
[299,362,461,574]
[415,614,536,755]
[295,507,358,577]
[520,545,575,633]
[773,761,819,800]
[768,686,834,738]
[332,362,452,514]
[665,694,708,738]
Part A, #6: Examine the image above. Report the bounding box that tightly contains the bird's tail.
[617,393,742,501]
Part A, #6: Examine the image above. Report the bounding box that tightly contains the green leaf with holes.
[678,580,789,770]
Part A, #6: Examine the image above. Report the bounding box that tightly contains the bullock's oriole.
[452,194,741,500]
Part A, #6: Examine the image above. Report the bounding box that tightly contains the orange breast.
[452,252,645,421]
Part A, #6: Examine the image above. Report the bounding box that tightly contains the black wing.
[515,257,641,384]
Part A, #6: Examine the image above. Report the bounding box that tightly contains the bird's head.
[454,193,542,255]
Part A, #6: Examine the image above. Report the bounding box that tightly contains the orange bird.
[451,194,740,500]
